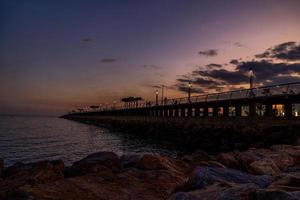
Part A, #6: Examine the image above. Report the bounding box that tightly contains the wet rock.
[270,145,300,166]
[216,152,240,169]
[217,145,300,175]
[135,154,189,173]
[65,151,121,177]
[169,183,258,200]
[268,174,300,192]
[184,166,274,191]
[136,154,169,170]
[249,159,281,176]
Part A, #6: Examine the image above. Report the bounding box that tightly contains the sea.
[0,115,178,167]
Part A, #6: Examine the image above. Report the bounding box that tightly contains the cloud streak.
[142,65,161,70]
[101,58,117,63]
[198,49,218,57]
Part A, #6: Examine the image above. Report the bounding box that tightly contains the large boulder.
[183,166,274,191]
[65,151,121,177]
[249,159,281,176]
[216,152,240,169]
[270,145,300,168]
[216,145,300,175]
[3,160,64,182]
[0,160,64,199]
[136,154,169,170]
[169,183,258,200]
[268,174,300,192]
[134,154,190,174]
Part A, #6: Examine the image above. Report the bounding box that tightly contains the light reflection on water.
[0,116,178,167]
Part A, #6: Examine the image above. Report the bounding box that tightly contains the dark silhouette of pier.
[65,81,300,119]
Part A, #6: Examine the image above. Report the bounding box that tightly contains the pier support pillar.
[265,104,273,117]
[195,106,200,117]
[155,109,160,117]
[174,108,179,117]
[223,105,229,117]
[203,106,208,117]
[249,102,256,117]
[235,105,242,117]
[188,106,192,117]
[164,108,168,117]
[284,103,293,118]
[213,106,218,117]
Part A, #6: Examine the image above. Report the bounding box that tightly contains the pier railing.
[72,81,300,113]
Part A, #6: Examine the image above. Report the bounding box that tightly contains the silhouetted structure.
[67,82,300,119]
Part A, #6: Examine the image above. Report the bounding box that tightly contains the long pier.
[65,82,300,119]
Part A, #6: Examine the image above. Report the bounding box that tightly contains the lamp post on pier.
[161,85,164,104]
[188,81,192,102]
[249,68,254,89]
[155,89,159,105]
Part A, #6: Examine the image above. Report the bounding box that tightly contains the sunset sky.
[1,0,300,116]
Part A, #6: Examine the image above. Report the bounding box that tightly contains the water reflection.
[0,116,179,167]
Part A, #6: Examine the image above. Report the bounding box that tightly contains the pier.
[65,82,300,119]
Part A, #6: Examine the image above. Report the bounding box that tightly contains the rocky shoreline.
[1,145,300,199]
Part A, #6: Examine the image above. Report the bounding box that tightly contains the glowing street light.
[188,81,192,101]
[249,68,254,89]
[155,89,159,105]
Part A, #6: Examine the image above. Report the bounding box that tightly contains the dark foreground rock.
[0,158,3,178]
[1,145,300,200]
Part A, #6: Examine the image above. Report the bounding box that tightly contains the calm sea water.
[0,116,178,167]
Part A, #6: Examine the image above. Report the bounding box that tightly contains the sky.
[1,0,300,116]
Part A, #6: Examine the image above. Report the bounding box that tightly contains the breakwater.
[62,115,300,153]
[2,144,300,199]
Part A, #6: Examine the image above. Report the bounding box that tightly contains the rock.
[3,160,64,182]
[65,151,121,177]
[169,191,201,200]
[255,189,299,200]
[249,159,281,176]
[216,145,300,175]
[268,175,300,192]
[120,154,142,168]
[0,158,3,178]
[0,160,64,199]
[2,146,300,200]
[136,154,169,170]
[3,162,25,178]
[219,183,258,200]
[169,183,258,200]
[270,145,300,167]
[183,166,274,191]
[15,164,187,200]
[191,149,213,162]
[216,152,240,169]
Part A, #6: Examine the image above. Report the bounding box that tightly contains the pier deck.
[64,82,300,119]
